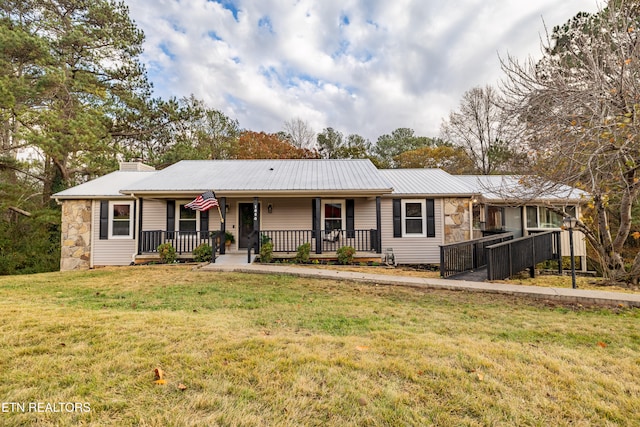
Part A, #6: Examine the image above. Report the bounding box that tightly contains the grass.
[0,266,638,426]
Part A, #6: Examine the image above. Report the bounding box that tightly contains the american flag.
[185,190,219,211]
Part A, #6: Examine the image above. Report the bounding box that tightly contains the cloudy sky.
[123,0,601,142]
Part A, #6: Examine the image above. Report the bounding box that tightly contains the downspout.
[131,193,139,265]
[90,200,96,268]
[469,199,474,240]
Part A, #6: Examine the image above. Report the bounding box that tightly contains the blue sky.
[124,0,601,142]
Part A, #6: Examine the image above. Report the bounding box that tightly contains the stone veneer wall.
[60,200,92,271]
[443,198,471,244]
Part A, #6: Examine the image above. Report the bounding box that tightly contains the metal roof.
[121,159,394,194]
[380,169,474,196]
[53,171,157,199]
[455,175,589,202]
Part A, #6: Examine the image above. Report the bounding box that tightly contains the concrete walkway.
[201,262,640,308]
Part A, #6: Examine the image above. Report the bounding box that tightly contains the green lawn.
[0,266,638,426]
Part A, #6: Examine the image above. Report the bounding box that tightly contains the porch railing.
[486,230,561,281]
[260,229,380,253]
[139,230,217,255]
[439,233,514,278]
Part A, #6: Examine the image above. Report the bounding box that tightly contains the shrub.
[157,243,177,264]
[336,246,356,265]
[193,243,212,262]
[259,241,274,263]
[295,242,311,263]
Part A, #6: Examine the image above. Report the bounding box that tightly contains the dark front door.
[238,202,260,248]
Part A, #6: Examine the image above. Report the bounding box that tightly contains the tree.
[316,127,344,159]
[500,1,640,283]
[283,117,316,150]
[316,127,371,160]
[0,0,155,198]
[0,0,178,274]
[236,131,318,159]
[440,85,518,174]
[394,143,476,174]
[131,95,241,167]
[372,128,433,168]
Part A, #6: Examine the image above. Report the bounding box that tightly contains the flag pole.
[214,191,224,223]
[217,204,224,223]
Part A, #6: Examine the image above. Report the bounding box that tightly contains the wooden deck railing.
[139,230,218,255]
[486,231,561,281]
[439,233,514,278]
[260,229,380,253]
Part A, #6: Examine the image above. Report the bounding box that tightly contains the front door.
[238,202,260,248]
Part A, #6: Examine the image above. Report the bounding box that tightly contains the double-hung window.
[393,199,436,238]
[403,200,424,236]
[323,200,344,232]
[178,204,198,233]
[109,201,133,239]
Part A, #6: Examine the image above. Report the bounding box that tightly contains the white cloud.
[124,0,601,141]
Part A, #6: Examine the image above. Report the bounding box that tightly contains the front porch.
[136,228,382,263]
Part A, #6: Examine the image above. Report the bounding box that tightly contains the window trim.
[108,201,134,239]
[401,199,426,237]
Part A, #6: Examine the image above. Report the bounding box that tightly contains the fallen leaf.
[154,367,165,381]
[177,383,187,391]
[355,345,369,352]
[597,341,607,348]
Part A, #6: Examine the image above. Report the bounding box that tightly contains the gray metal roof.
[122,159,394,194]
[455,175,589,202]
[53,171,157,199]
[380,169,474,196]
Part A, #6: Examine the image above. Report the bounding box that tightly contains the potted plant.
[225,231,235,248]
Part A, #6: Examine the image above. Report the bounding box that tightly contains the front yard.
[0,266,638,426]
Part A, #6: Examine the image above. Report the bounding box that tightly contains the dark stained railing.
[260,229,380,253]
[439,233,514,278]
[486,231,561,281]
[140,228,381,258]
[139,230,218,255]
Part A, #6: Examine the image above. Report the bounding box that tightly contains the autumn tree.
[237,131,318,159]
[394,142,476,174]
[440,85,519,174]
[500,1,640,283]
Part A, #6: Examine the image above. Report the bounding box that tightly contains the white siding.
[380,198,444,265]
[91,200,137,266]
[142,199,166,231]
[559,229,587,257]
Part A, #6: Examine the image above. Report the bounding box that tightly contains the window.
[405,201,424,235]
[323,200,343,232]
[526,206,538,228]
[486,206,503,231]
[526,205,576,229]
[109,201,133,239]
[402,200,425,236]
[178,204,197,232]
